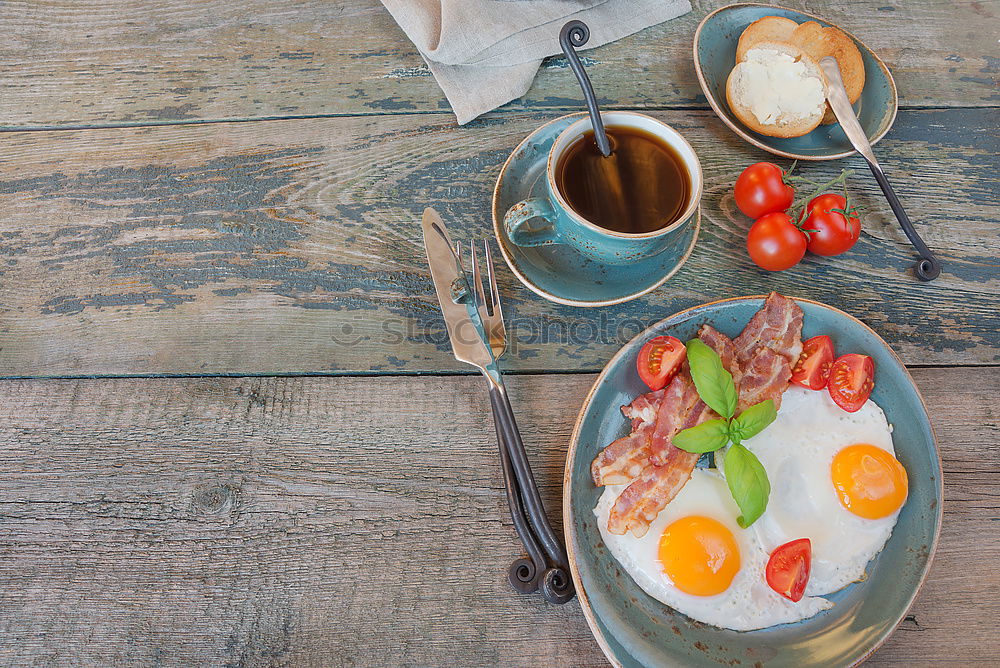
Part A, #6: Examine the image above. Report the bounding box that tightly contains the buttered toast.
[728,16,866,135]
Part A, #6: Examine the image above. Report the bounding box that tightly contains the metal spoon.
[559,20,611,157]
[819,56,941,281]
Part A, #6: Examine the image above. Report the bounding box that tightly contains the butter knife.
[820,56,941,281]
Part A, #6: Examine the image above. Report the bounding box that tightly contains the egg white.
[738,385,902,595]
[594,469,833,631]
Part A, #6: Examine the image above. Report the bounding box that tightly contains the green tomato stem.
[790,169,855,225]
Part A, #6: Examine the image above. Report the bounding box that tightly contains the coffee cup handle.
[504,198,563,247]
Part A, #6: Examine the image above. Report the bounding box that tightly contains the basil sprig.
[674,339,777,528]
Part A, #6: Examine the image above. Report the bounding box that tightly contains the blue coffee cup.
[503,111,702,266]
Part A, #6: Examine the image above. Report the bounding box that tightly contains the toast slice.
[726,43,827,138]
[735,16,798,62]
[787,21,865,124]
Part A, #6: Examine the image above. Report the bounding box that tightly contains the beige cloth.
[380,0,692,124]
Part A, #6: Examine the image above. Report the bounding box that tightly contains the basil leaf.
[672,419,730,454]
[685,339,737,419]
[724,443,770,528]
[730,400,777,443]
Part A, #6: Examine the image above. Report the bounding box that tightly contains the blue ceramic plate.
[693,4,898,160]
[564,296,941,667]
[491,113,699,307]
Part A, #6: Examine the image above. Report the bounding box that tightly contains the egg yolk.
[658,516,740,597]
[831,444,908,519]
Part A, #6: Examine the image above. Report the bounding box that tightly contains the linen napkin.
[379,0,692,124]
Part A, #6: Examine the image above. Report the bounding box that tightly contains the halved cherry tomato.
[637,336,686,391]
[765,538,811,602]
[828,353,875,412]
[791,335,835,390]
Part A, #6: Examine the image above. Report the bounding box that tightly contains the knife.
[820,56,941,281]
[421,207,496,377]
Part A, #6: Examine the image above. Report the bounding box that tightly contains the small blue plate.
[491,113,700,308]
[693,4,898,161]
[564,296,941,667]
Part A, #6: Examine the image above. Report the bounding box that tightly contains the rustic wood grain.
[0,3,994,667]
[0,0,995,129]
[0,109,995,376]
[0,367,994,666]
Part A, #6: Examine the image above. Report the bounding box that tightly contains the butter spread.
[733,48,825,125]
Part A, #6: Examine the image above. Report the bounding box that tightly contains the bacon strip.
[590,377,699,486]
[591,427,653,486]
[738,347,793,411]
[591,388,663,485]
[732,293,802,411]
[622,388,663,431]
[647,372,702,465]
[733,292,803,369]
[606,448,699,537]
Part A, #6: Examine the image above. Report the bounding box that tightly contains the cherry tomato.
[637,336,686,391]
[791,335,835,390]
[765,538,811,602]
[802,193,861,256]
[746,213,807,271]
[828,353,875,412]
[734,162,795,219]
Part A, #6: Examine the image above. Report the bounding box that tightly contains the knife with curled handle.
[421,207,574,604]
[820,56,941,281]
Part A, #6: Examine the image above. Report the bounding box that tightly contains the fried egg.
[594,469,833,631]
[740,385,906,595]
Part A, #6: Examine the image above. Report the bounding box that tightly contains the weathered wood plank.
[0,367,995,665]
[0,109,995,376]
[0,0,995,128]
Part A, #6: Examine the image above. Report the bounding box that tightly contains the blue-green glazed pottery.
[492,113,700,307]
[693,4,898,161]
[564,296,941,667]
[502,111,701,266]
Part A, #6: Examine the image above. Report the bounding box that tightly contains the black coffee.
[555,125,690,234]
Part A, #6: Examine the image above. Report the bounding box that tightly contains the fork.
[459,240,575,605]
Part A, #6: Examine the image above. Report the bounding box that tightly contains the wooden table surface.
[0,1,996,665]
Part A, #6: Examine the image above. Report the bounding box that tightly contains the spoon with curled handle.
[559,20,611,158]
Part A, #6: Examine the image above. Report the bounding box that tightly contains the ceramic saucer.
[491,113,700,308]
